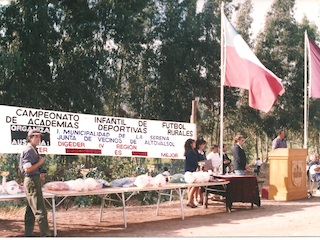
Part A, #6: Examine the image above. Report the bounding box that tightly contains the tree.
[255,0,303,142]
[140,0,202,122]
[94,0,155,118]
[0,0,60,109]
[300,15,320,149]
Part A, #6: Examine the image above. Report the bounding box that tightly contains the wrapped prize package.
[153,174,166,187]
[169,174,185,183]
[65,180,75,191]
[202,171,211,182]
[18,184,24,193]
[193,172,205,183]
[148,175,155,186]
[5,180,22,195]
[184,171,196,184]
[84,177,102,191]
[44,181,70,191]
[96,179,111,188]
[110,177,136,187]
[134,174,150,188]
[74,178,85,192]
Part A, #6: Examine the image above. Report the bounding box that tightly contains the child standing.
[254,158,262,176]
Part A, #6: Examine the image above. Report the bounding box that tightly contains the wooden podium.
[268,148,308,201]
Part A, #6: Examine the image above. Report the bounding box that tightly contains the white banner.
[0,105,196,159]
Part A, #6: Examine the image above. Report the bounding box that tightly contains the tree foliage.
[0,0,320,182]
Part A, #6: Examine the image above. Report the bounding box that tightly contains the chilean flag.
[222,12,285,113]
[307,35,320,99]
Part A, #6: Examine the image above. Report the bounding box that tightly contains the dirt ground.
[1,164,320,238]
[1,196,320,238]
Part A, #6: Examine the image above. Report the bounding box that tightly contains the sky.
[197,0,320,38]
[0,0,9,5]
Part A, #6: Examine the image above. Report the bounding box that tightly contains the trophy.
[147,165,155,176]
[213,165,221,175]
[80,169,90,180]
[0,171,9,194]
[198,161,205,172]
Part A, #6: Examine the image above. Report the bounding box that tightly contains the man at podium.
[272,129,287,150]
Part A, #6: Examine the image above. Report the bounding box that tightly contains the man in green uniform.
[19,129,51,237]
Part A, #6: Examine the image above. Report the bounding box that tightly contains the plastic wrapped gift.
[5,180,21,195]
[74,178,85,192]
[184,171,196,184]
[65,180,75,191]
[84,178,100,191]
[193,172,205,183]
[193,171,210,182]
[96,179,111,188]
[134,174,150,188]
[44,181,70,191]
[169,174,185,183]
[110,177,136,187]
[202,171,211,182]
[153,174,166,187]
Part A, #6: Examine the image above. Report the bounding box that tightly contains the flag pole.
[304,30,308,149]
[220,2,225,173]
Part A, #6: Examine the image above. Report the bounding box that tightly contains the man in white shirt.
[308,153,320,194]
[206,144,221,173]
[254,158,262,176]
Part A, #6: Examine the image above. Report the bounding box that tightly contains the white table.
[44,180,229,234]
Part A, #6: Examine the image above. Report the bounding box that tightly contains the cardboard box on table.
[268,148,308,201]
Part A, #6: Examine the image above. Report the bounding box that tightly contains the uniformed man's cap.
[27,129,43,137]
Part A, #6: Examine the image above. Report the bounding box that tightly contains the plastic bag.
[169,173,186,183]
[44,181,70,191]
[110,177,136,187]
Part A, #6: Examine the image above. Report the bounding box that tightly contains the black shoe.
[187,203,197,208]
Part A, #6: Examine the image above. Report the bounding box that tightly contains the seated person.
[308,153,320,193]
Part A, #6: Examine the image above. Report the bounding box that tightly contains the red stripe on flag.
[225,47,284,113]
[222,12,284,113]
